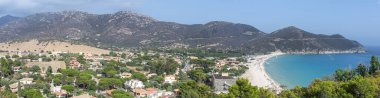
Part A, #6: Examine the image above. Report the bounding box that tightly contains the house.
[215,60,226,68]
[133,88,162,98]
[125,79,145,89]
[147,73,157,78]
[106,89,115,96]
[51,86,67,98]
[164,75,176,84]
[146,88,161,98]
[69,57,81,68]
[9,82,23,93]
[20,72,32,76]
[89,61,102,70]
[133,88,147,97]
[212,74,237,94]
[50,79,68,98]
[161,91,176,98]
[73,93,95,98]
[120,72,132,78]
[13,66,21,72]
[20,78,34,84]
[189,56,198,60]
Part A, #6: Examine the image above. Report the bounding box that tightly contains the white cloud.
[0,0,144,16]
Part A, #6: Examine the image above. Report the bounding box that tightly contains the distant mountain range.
[0,15,20,26]
[0,11,364,54]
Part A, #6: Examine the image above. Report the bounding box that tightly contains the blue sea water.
[265,46,380,88]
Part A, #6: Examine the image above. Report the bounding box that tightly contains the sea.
[265,46,380,88]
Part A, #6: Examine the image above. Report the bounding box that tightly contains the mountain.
[0,15,20,26]
[0,11,364,54]
[245,26,364,53]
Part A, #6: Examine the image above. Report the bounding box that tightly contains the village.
[0,48,248,98]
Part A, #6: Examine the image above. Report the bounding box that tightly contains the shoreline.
[241,50,365,94]
[241,51,284,93]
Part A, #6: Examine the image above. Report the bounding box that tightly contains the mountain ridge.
[0,11,364,54]
[0,15,20,27]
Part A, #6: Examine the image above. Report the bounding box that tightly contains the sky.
[0,0,379,46]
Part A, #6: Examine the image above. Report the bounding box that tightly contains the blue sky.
[0,0,379,46]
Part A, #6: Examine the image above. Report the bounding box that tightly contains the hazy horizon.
[1,0,379,46]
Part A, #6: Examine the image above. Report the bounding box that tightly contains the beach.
[241,51,284,93]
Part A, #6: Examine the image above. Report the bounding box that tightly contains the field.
[25,61,66,73]
[0,40,110,55]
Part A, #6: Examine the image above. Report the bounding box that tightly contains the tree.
[343,76,378,98]
[178,80,212,97]
[12,55,19,58]
[356,64,369,77]
[77,73,96,90]
[46,66,53,76]
[149,75,164,84]
[147,58,180,75]
[77,55,86,64]
[25,89,43,98]
[121,53,127,59]
[188,69,206,83]
[0,58,12,77]
[111,89,133,98]
[109,51,117,57]
[0,90,17,98]
[5,55,10,59]
[18,81,21,97]
[306,79,340,98]
[369,56,380,74]
[61,69,80,77]
[334,69,344,81]
[31,65,41,73]
[98,78,123,90]
[227,78,260,98]
[132,72,147,82]
[279,90,299,98]
[62,85,75,94]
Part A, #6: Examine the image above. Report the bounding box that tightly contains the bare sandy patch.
[25,61,66,73]
[0,40,110,55]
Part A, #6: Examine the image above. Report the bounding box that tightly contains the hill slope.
[0,11,364,54]
[0,15,20,27]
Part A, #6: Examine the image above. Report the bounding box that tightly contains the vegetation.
[111,89,133,98]
[147,57,180,75]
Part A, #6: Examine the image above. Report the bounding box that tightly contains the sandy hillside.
[0,40,110,55]
[25,61,66,73]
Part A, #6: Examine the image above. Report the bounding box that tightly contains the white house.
[125,79,145,89]
[164,75,176,84]
[120,72,132,78]
[20,78,33,84]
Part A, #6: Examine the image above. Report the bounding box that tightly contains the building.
[125,79,145,89]
[13,66,21,72]
[120,72,132,78]
[164,75,177,84]
[69,57,81,68]
[20,78,34,84]
[133,88,162,98]
[9,82,22,93]
[50,80,68,98]
[89,61,102,71]
[212,74,237,94]
[215,60,226,68]
[51,86,67,98]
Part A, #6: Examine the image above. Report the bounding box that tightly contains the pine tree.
[369,56,380,74]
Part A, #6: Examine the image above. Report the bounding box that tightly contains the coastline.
[241,50,365,94]
[241,51,284,93]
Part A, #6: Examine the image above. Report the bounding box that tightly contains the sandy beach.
[241,51,284,93]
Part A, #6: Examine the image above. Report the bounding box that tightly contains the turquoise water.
[265,46,380,88]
